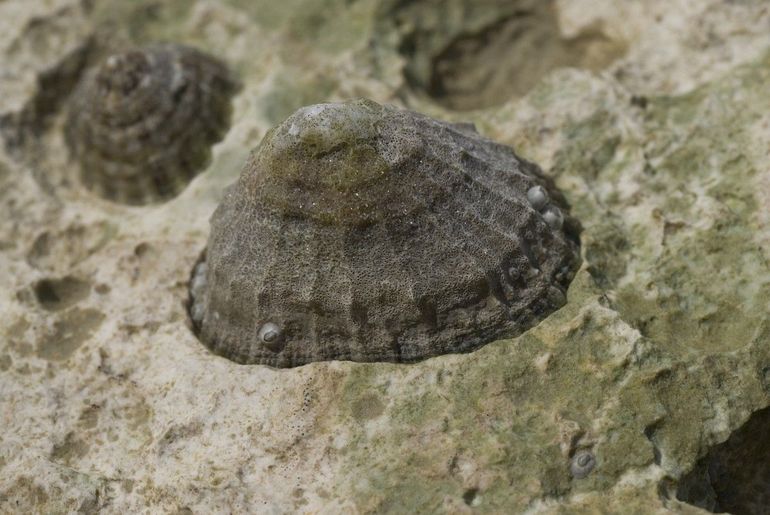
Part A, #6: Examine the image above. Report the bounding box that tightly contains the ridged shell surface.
[190,99,581,367]
[65,44,239,205]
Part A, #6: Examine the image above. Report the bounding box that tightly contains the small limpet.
[570,450,596,479]
[65,43,240,205]
[190,99,581,367]
[258,322,284,350]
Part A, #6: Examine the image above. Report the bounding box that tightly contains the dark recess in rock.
[677,406,770,514]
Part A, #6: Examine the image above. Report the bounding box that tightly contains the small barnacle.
[527,185,549,211]
[258,322,283,350]
[189,99,581,367]
[191,301,205,324]
[65,44,240,205]
[543,205,564,230]
[570,450,596,479]
[188,259,208,324]
[190,265,207,297]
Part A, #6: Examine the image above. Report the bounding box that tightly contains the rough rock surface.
[1,0,769,513]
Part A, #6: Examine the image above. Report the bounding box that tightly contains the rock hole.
[417,297,438,328]
[644,420,663,466]
[462,488,479,506]
[676,406,770,514]
[33,276,91,311]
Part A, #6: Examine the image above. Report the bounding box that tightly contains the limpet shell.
[570,450,596,479]
[65,43,239,205]
[190,99,581,367]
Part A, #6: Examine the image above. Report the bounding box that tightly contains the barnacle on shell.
[65,44,239,205]
[189,99,581,367]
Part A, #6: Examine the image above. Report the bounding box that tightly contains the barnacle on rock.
[65,44,240,205]
[189,99,581,367]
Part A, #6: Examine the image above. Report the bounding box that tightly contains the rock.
[1,0,769,513]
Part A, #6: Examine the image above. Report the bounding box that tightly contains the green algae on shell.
[189,99,581,367]
[65,43,240,205]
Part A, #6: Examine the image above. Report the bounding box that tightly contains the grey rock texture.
[192,99,581,366]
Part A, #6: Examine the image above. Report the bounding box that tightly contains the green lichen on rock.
[329,52,770,513]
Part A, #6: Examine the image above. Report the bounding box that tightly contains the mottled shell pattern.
[190,99,581,367]
[65,44,239,205]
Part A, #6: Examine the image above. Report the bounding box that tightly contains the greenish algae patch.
[337,284,648,511]
[258,71,339,126]
[350,392,385,422]
[51,431,90,465]
[36,307,105,361]
[90,1,197,44]
[612,57,770,358]
[333,51,770,513]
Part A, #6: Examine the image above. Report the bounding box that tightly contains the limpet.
[65,43,239,205]
[570,450,596,479]
[189,99,581,367]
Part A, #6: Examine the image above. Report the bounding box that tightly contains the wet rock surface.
[1,0,769,512]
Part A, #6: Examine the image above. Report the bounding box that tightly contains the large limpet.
[65,43,239,205]
[189,99,581,367]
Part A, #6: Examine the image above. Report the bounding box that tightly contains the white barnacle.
[570,450,596,479]
[258,322,283,349]
[527,185,549,211]
[191,301,205,323]
[190,272,207,299]
[542,205,564,230]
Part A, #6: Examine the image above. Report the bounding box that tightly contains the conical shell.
[65,44,239,205]
[190,99,581,367]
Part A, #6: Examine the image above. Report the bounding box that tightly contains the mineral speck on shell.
[188,99,581,367]
[527,185,549,210]
[65,44,240,205]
